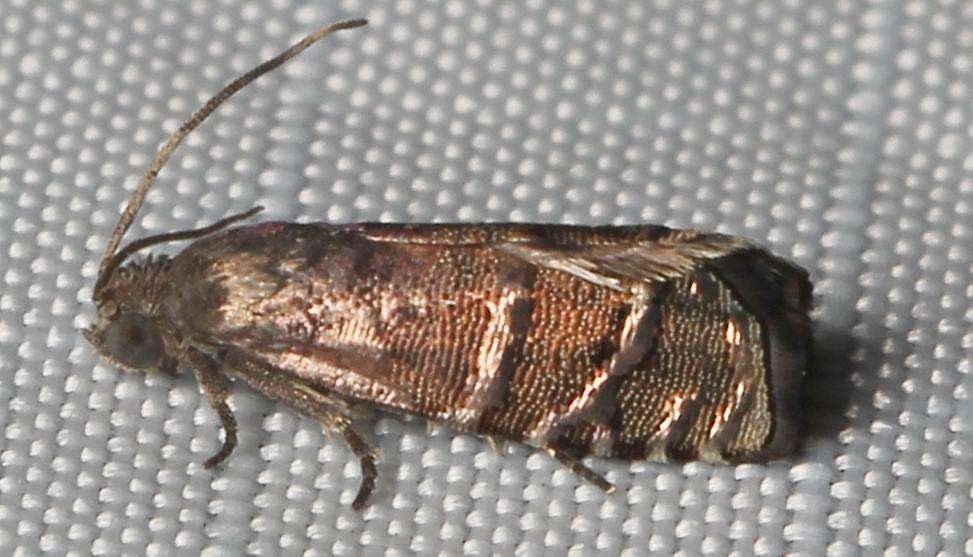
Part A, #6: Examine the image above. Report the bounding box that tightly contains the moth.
[85,19,813,510]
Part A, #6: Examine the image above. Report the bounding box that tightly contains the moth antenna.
[95,18,368,286]
[93,206,264,297]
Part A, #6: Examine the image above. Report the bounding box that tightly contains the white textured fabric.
[1,0,971,555]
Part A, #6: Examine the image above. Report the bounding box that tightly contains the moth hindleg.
[546,447,614,493]
[221,348,378,509]
[486,435,506,455]
[187,348,238,469]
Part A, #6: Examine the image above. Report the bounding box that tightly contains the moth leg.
[186,348,238,469]
[486,435,506,455]
[546,448,615,493]
[221,348,378,509]
[341,425,378,511]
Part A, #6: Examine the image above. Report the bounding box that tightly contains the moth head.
[86,19,367,371]
[87,312,166,371]
[86,256,177,374]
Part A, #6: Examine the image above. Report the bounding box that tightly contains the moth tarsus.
[86,19,813,510]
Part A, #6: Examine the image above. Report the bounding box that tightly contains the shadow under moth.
[85,19,813,510]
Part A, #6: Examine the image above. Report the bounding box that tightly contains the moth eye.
[103,313,164,370]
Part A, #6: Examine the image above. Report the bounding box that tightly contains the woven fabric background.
[1,0,971,555]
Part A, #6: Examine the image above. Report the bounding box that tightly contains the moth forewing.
[86,20,813,510]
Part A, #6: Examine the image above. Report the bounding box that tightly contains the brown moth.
[85,19,813,510]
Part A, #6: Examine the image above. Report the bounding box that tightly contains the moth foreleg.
[221,348,378,509]
[546,448,615,493]
[187,348,239,469]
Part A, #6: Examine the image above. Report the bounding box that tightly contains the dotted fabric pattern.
[1,0,971,555]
